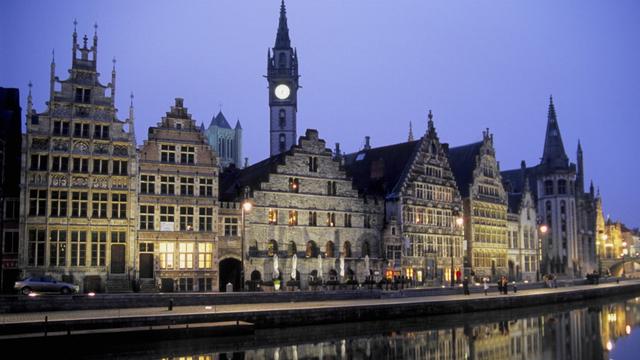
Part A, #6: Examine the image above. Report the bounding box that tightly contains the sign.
[160,222,175,232]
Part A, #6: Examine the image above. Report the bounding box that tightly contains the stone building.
[0,87,22,292]
[19,24,137,292]
[502,97,598,277]
[203,111,242,169]
[448,129,509,280]
[137,98,219,292]
[220,129,384,289]
[344,111,464,285]
[504,162,540,282]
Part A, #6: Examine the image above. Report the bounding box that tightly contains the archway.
[219,258,242,292]
[508,260,515,281]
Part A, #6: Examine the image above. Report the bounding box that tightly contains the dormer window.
[175,122,182,130]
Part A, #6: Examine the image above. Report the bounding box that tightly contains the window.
[426,165,442,178]
[91,231,107,266]
[72,157,88,173]
[28,229,46,266]
[288,241,297,257]
[51,156,69,172]
[306,241,318,258]
[113,160,128,175]
[325,241,335,257]
[544,180,554,195]
[199,178,214,197]
[160,206,175,222]
[140,175,155,194]
[53,120,70,135]
[199,207,213,232]
[267,240,278,256]
[92,193,108,218]
[344,214,352,227]
[140,205,155,230]
[74,123,90,137]
[50,191,68,217]
[180,207,194,231]
[180,177,195,196]
[279,109,286,128]
[75,88,91,103]
[70,230,87,266]
[309,156,318,172]
[159,242,174,269]
[288,210,298,226]
[3,231,19,254]
[279,134,286,152]
[180,146,195,164]
[71,191,88,217]
[558,179,567,194]
[49,229,67,267]
[198,243,213,269]
[93,124,109,139]
[92,159,109,174]
[111,193,127,219]
[160,144,176,163]
[326,212,336,227]
[179,243,194,269]
[4,199,18,220]
[362,241,370,257]
[160,176,175,195]
[111,231,126,244]
[29,189,47,216]
[364,214,372,228]
[308,211,317,226]
[289,177,299,193]
[30,154,48,171]
[268,209,278,225]
[327,181,337,196]
[416,183,425,199]
[224,217,239,236]
[343,241,352,257]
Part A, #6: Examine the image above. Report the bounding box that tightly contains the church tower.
[267,0,299,156]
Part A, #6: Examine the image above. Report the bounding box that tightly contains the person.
[512,281,518,293]
[552,276,557,288]
[497,278,503,294]
[483,277,489,295]
[503,277,508,294]
[463,277,470,295]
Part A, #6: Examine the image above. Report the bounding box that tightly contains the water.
[82,292,640,359]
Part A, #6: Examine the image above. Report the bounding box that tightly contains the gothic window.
[267,240,278,256]
[308,156,318,172]
[344,214,352,227]
[268,209,278,225]
[544,180,554,195]
[279,109,286,128]
[326,212,336,227]
[558,179,567,194]
[51,156,69,172]
[92,159,108,174]
[279,134,286,152]
[289,177,299,192]
[74,123,90,137]
[287,241,297,257]
[364,214,372,228]
[325,241,335,257]
[306,241,318,258]
[278,52,286,68]
[72,158,88,173]
[327,181,337,196]
[343,241,352,258]
[308,211,317,226]
[113,160,128,175]
[288,210,298,226]
[93,125,109,139]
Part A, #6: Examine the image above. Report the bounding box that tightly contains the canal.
[79,292,640,359]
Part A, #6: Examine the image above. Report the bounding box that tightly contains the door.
[111,245,125,274]
[139,253,154,279]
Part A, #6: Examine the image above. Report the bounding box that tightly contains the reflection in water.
[96,295,640,360]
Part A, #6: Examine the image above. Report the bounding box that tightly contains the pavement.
[1,280,637,325]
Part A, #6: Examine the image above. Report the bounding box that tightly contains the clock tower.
[267,0,299,156]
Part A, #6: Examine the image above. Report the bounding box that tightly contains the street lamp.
[453,216,464,287]
[240,200,252,291]
[537,224,548,282]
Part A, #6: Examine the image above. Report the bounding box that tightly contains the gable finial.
[408,121,414,141]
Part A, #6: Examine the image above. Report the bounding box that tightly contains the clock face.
[274,84,291,100]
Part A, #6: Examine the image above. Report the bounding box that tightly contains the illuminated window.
[288,210,298,226]
[326,212,336,227]
[268,209,278,225]
[49,229,67,267]
[198,243,213,269]
[179,243,194,269]
[159,242,174,269]
[289,178,299,193]
[91,231,107,266]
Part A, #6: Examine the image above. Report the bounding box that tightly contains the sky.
[1,0,639,228]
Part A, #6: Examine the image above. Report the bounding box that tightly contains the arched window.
[267,240,278,257]
[279,109,286,128]
[325,241,335,257]
[544,180,554,195]
[343,241,352,258]
[362,241,370,257]
[558,179,567,195]
[346,268,355,281]
[250,270,261,282]
[329,269,338,281]
[287,241,297,257]
[279,134,286,152]
[306,241,318,258]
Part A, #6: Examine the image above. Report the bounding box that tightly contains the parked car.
[14,276,79,295]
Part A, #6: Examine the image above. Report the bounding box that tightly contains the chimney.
[364,136,371,150]
[334,142,341,158]
[244,157,249,168]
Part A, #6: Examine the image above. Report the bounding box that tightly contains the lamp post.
[454,216,464,287]
[537,224,548,282]
[240,200,252,291]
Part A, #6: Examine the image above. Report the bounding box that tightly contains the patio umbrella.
[340,256,345,278]
[317,254,323,279]
[273,254,279,278]
[291,254,297,280]
[365,255,370,276]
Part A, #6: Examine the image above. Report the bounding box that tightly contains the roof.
[446,141,483,197]
[507,193,523,214]
[541,96,569,169]
[209,111,231,129]
[343,140,420,197]
[500,166,539,199]
[219,152,287,201]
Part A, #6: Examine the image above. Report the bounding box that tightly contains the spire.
[235,119,242,129]
[50,49,56,100]
[275,0,291,49]
[427,110,434,132]
[110,57,116,105]
[590,180,595,196]
[540,95,569,168]
[72,19,78,58]
[128,92,136,140]
[576,139,584,192]
[408,121,414,142]
[27,81,33,113]
[93,22,98,46]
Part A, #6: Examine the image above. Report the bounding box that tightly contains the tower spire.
[111,57,116,105]
[50,49,56,103]
[540,95,569,168]
[72,19,78,59]
[129,92,136,140]
[408,121,414,141]
[275,0,291,49]
[27,81,33,113]
[427,110,434,132]
[576,139,584,192]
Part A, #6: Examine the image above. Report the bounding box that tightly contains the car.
[14,276,80,295]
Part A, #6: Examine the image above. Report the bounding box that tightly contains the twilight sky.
[1,1,639,228]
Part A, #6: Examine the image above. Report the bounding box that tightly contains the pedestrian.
[503,278,509,295]
[483,278,489,295]
[463,277,470,295]
[553,276,557,288]
[497,278,502,294]
[512,281,518,293]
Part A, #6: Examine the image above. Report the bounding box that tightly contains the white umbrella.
[317,254,323,279]
[365,255,370,276]
[273,254,279,278]
[291,254,297,280]
[340,256,345,278]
